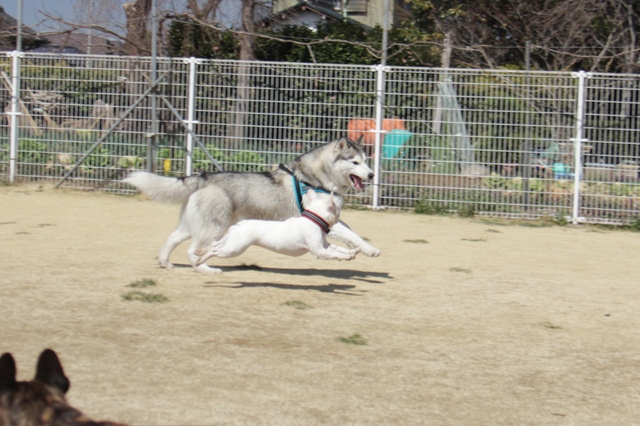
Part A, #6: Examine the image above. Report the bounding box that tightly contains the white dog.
[195,190,360,266]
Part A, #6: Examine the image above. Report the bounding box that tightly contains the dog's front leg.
[309,245,359,261]
[330,221,380,257]
[329,244,361,256]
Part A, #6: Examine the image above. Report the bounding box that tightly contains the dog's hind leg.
[189,243,223,274]
[186,187,233,274]
[158,205,191,268]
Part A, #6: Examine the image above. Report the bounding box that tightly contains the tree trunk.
[228,0,256,147]
[433,31,452,135]
[123,0,152,56]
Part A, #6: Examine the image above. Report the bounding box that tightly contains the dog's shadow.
[204,281,365,296]
[197,265,391,296]
[173,263,392,283]
[225,264,391,283]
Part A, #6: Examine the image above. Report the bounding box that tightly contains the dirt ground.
[1,184,640,426]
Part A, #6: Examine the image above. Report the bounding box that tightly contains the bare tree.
[186,0,223,20]
[486,0,639,72]
[402,0,640,72]
[123,0,153,56]
[239,0,256,61]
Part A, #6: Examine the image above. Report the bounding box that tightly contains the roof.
[0,6,43,50]
[30,32,124,55]
[262,0,370,30]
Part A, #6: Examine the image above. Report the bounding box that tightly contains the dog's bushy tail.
[123,171,201,204]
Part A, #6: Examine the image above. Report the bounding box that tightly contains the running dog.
[0,349,127,426]
[195,189,360,265]
[123,136,380,274]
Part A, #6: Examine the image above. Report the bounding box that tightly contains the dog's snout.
[368,172,374,180]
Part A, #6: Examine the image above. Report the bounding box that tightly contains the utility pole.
[9,0,24,183]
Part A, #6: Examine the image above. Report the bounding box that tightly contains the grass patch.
[461,238,486,242]
[624,218,640,232]
[450,267,471,274]
[403,239,428,244]
[122,290,168,303]
[540,321,562,330]
[337,334,368,346]
[477,218,510,226]
[414,201,453,216]
[283,300,313,310]
[477,217,568,228]
[517,221,554,228]
[457,205,476,218]
[127,278,157,288]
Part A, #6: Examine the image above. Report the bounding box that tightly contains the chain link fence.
[1,52,639,224]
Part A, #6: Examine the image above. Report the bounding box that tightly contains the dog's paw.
[194,264,223,274]
[159,261,174,269]
[361,246,381,257]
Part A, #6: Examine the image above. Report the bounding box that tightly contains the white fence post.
[7,51,23,184]
[571,71,591,225]
[184,57,202,176]
[372,64,389,209]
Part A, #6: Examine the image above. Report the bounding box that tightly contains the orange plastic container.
[347,118,406,145]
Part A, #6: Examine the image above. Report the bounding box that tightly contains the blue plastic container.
[383,129,413,158]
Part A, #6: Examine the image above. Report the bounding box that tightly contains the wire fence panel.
[379,68,581,220]
[581,73,640,224]
[1,51,639,224]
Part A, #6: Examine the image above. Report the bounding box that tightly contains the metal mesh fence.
[1,52,639,224]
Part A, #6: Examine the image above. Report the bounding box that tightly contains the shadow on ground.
[204,281,366,296]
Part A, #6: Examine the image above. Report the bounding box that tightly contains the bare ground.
[1,184,639,426]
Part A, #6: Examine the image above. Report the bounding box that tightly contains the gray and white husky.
[123,136,380,273]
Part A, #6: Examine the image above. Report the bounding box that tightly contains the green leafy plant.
[16,139,49,164]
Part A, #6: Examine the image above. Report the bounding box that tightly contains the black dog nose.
[368,172,374,180]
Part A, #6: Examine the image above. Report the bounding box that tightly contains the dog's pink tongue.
[351,175,363,190]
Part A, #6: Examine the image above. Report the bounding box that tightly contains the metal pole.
[371,0,390,208]
[8,0,24,183]
[522,41,531,209]
[184,57,202,176]
[570,71,589,225]
[147,0,159,173]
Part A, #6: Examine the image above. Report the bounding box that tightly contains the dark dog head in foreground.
[0,349,126,426]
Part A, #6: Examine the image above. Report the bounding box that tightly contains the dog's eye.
[352,161,359,165]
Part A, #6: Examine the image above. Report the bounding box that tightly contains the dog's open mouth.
[350,175,364,191]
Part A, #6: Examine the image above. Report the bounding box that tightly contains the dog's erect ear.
[0,352,18,392]
[35,349,70,394]
[334,137,348,152]
[354,134,364,147]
